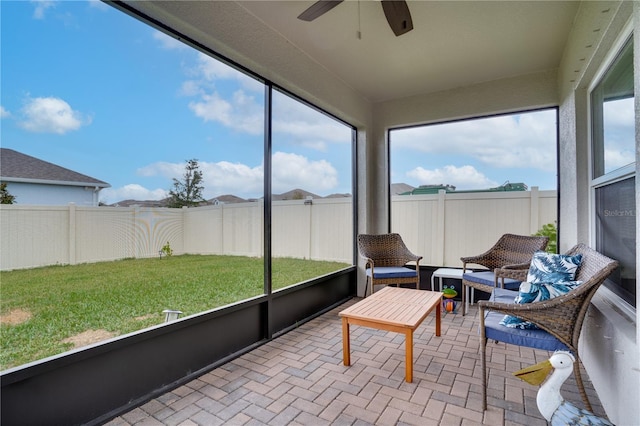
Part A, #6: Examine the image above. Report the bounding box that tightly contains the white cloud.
[189,90,263,135]
[31,0,55,19]
[603,97,635,127]
[194,53,241,81]
[153,31,187,51]
[178,53,350,151]
[137,162,184,178]
[182,54,265,136]
[272,93,350,151]
[605,147,635,172]
[603,97,635,171]
[407,165,498,190]
[392,110,557,172]
[135,152,339,200]
[100,184,167,205]
[271,152,338,193]
[0,106,11,118]
[18,97,90,134]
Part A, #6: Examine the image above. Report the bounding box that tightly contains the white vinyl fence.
[0,189,556,271]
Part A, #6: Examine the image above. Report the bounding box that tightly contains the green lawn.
[0,255,349,370]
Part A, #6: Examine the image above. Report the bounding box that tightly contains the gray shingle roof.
[0,148,110,187]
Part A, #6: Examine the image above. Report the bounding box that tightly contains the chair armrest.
[361,257,375,269]
[495,267,528,283]
[478,293,584,341]
[460,255,485,266]
[501,262,531,270]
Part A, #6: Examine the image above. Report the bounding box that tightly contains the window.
[590,34,636,308]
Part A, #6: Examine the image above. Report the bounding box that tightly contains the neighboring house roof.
[0,148,110,188]
[110,199,169,208]
[273,189,320,201]
[209,194,247,204]
[390,183,414,195]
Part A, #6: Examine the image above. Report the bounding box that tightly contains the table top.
[432,268,467,278]
[339,287,441,329]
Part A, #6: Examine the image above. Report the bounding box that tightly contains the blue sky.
[1,1,583,206]
[1,0,353,204]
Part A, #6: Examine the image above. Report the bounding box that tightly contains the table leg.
[461,282,467,316]
[342,318,350,366]
[435,298,441,336]
[405,329,413,383]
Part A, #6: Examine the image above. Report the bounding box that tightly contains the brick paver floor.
[106,299,608,425]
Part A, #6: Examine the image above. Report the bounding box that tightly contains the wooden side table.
[338,287,441,383]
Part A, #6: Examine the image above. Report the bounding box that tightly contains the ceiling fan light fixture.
[298,0,414,37]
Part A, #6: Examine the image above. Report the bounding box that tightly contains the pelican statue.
[514,351,614,426]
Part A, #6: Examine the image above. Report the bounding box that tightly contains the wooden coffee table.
[339,286,442,383]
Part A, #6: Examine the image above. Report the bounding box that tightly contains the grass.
[0,254,349,370]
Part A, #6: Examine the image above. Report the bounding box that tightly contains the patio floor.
[106,298,608,426]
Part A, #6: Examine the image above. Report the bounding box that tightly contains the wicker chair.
[478,243,619,411]
[460,234,549,315]
[357,233,422,296]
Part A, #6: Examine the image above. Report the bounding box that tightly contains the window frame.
[587,19,636,315]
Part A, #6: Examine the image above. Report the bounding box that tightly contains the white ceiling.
[235,1,581,102]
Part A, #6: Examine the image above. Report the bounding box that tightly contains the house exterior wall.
[4,181,101,206]
[557,2,638,424]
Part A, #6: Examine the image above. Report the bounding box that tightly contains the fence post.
[530,186,539,234]
[182,206,188,255]
[436,190,446,265]
[69,203,76,265]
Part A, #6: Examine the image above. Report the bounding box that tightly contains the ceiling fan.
[297,0,414,37]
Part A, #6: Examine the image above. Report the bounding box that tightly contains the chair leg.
[573,355,593,412]
[479,306,488,410]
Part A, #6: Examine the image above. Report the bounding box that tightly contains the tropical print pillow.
[526,251,582,285]
[500,280,583,329]
[500,252,583,329]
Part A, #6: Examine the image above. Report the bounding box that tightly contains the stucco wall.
[556,2,638,425]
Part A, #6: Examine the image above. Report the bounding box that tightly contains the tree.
[0,182,16,204]
[167,159,205,208]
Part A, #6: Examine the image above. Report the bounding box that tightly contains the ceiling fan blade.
[297,0,344,22]
[381,0,413,36]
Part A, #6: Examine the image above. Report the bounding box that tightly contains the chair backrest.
[563,244,619,340]
[512,243,619,351]
[476,233,549,270]
[357,233,418,267]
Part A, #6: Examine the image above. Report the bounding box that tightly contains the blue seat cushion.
[366,266,417,279]
[463,271,520,290]
[483,288,569,352]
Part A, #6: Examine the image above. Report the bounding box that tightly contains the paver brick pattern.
[106,298,607,425]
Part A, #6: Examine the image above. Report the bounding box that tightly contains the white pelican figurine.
[514,351,614,426]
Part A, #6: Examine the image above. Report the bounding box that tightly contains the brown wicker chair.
[460,233,549,315]
[357,233,422,296]
[478,243,619,411]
